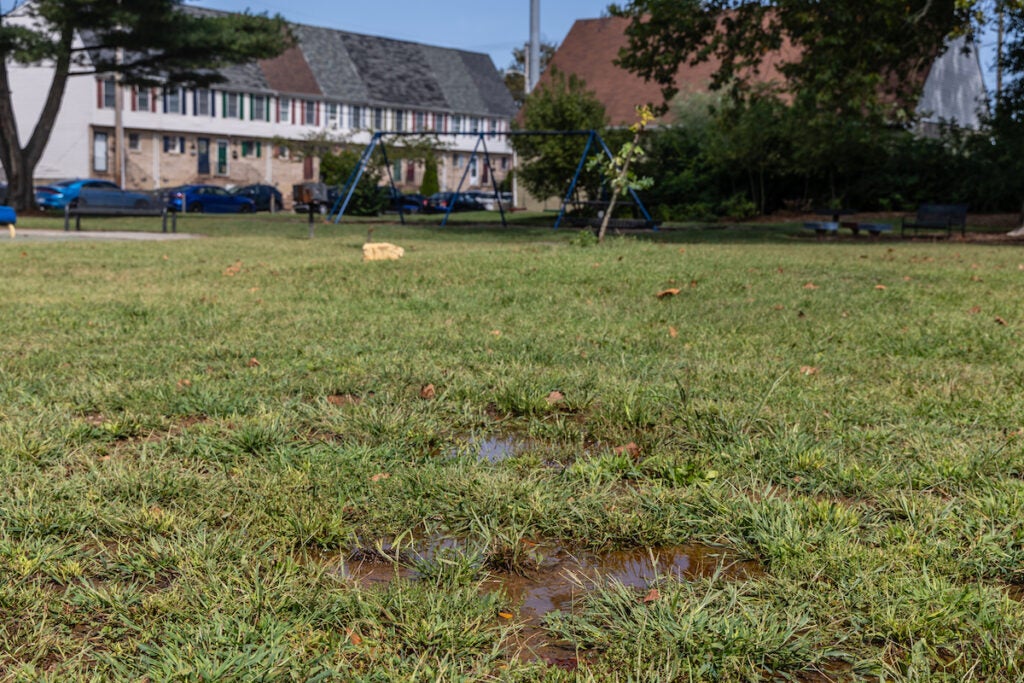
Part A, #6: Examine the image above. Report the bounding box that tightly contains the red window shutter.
[276,99,280,123]
[131,88,137,111]
[151,90,157,113]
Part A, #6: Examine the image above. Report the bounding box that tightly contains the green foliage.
[0,0,291,210]
[319,149,385,216]
[511,69,607,201]
[420,152,440,197]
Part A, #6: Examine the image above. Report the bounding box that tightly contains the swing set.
[324,130,655,230]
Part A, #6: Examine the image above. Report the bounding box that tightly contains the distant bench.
[901,203,967,238]
[804,221,892,238]
[64,204,177,233]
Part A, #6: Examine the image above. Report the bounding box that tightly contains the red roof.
[538,16,797,126]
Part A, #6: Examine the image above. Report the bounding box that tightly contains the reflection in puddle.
[450,435,533,463]
[330,538,760,666]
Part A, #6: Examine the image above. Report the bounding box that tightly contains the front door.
[197,138,210,175]
[216,140,229,176]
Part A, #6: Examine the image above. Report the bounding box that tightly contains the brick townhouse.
[6,5,517,205]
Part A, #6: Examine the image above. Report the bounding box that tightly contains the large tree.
[608,1,972,123]
[0,0,291,209]
[512,69,607,202]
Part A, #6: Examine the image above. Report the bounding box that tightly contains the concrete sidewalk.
[4,228,202,242]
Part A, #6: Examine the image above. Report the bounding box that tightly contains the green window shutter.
[222,92,227,118]
[256,141,262,158]
[249,95,254,120]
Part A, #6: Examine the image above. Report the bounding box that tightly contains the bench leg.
[4,223,13,239]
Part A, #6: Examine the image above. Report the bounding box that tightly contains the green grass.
[2,213,1024,680]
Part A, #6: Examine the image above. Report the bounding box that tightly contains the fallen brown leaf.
[490,329,502,337]
[497,610,514,620]
[874,284,887,290]
[370,472,390,483]
[969,306,982,314]
[657,288,681,299]
[995,316,1008,326]
[614,442,640,459]
[176,378,192,388]
[800,366,819,376]
[803,282,818,290]
[247,357,260,367]
[669,326,678,338]
[420,384,436,400]
[345,628,362,646]
[689,279,698,288]
[642,588,660,604]
[223,260,243,276]
[327,394,361,406]
[546,390,565,405]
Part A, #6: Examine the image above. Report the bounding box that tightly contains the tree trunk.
[0,27,74,210]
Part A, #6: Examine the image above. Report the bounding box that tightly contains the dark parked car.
[166,184,255,213]
[231,184,284,212]
[425,192,486,213]
[35,178,157,210]
[380,186,427,213]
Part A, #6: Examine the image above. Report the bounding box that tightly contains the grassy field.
[2,213,1023,681]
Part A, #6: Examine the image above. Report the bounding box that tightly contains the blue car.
[166,184,255,213]
[35,178,157,210]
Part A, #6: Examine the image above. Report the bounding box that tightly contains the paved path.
[3,228,202,242]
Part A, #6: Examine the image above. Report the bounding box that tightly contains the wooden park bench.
[901,203,967,238]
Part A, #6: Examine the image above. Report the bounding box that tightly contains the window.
[251,95,269,121]
[394,109,405,132]
[136,87,150,112]
[278,97,291,123]
[223,92,243,119]
[414,111,425,132]
[453,153,464,168]
[303,100,317,126]
[162,135,185,154]
[470,117,480,133]
[326,103,340,129]
[128,133,140,151]
[500,156,508,170]
[349,105,363,129]
[451,115,462,134]
[163,87,183,114]
[195,89,213,116]
[99,78,116,109]
[240,140,262,158]
[93,132,108,172]
[373,107,383,130]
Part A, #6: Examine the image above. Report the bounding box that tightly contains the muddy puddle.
[328,538,760,667]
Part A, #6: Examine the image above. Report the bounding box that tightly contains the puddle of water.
[322,538,761,667]
[449,435,533,463]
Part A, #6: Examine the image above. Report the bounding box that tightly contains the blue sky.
[187,0,614,71]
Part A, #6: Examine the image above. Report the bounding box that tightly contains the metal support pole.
[331,133,382,224]
[480,135,507,227]
[378,140,405,225]
[442,135,483,227]
[554,131,595,229]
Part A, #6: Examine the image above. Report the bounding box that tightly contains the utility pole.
[997,4,1005,98]
[527,0,540,94]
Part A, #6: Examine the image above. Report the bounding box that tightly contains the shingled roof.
[221,19,517,118]
[82,5,516,118]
